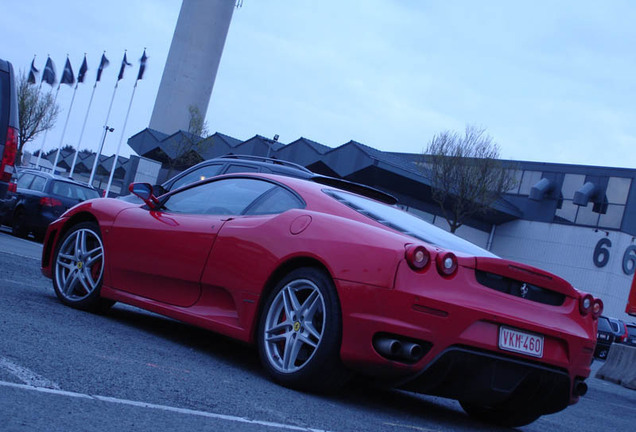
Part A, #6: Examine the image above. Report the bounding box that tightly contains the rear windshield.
[626,325,636,338]
[597,317,612,332]
[52,181,100,201]
[324,189,496,257]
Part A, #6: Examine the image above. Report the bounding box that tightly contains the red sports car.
[41,173,602,427]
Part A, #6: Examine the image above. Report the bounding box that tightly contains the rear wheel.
[257,267,349,393]
[11,208,28,238]
[460,400,542,427]
[52,222,113,312]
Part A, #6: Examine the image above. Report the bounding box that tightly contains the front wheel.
[257,267,349,393]
[52,222,113,312]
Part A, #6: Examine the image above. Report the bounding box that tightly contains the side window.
[30,176,47,192]
[245,187,304,215]
[170,164,223,191]
[52,181,73,198]
[17,173,35,189]
[164,178,276,215]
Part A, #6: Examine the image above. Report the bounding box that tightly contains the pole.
[105,82,138,197]
[69,82,98,177]
[35,85,60,170]
[89,126,113,187]
[88,82,119,186]
[52,83,79,172]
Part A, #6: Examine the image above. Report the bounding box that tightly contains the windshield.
[325,189,496,257]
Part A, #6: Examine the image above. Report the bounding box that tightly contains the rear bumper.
[401,346,572,414]
[336,265,596,412]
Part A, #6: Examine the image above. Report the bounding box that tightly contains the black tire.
[460,400,542,428]
[52,221,114,313]
[257,267,349,393]
[11,208,28,238]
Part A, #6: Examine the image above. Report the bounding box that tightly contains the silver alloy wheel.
[55,228,104,301]
[263,279,326,373]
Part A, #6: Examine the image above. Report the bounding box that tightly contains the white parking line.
[0,357,61,389]
[0,380,332,432]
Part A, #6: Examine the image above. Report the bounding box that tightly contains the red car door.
[107,206,226,307]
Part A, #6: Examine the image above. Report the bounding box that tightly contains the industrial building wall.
[491,220,634,320]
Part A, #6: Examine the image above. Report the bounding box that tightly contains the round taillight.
[436,252,458,276]
[579,294,594,316]
[592,298,603,319]
[405,245,430,271]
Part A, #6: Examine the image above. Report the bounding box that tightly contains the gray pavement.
[0,229,634,432]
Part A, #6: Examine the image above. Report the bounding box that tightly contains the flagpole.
[52,82,79,171]
[35,85,60,170]
[88,81,119,186]
[105,82,139,197]
[69,82,97,177]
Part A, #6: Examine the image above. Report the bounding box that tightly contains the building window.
[576,202,600,226]
[518,171,542,195]
[561,173,585,200]
[598,204,625,229]
[506,169,523,194]
[555,199,577,223]
[606,177,631,205]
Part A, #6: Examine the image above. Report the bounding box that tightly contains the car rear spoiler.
[311,175,398,205]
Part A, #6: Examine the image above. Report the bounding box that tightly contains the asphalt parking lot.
[1,229,635,432]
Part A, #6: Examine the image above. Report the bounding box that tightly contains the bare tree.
[424,125,516,233]
[166,105,211,176]
[16,72,60,163]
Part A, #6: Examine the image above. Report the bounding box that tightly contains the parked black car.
[120,155,315,202]
[594,316,616,359]
[6,169,100,241]
[120,154,396,205]
[160,155,314,193]
[0,58,19,201]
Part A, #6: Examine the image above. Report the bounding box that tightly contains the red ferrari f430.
[41,172,602,427]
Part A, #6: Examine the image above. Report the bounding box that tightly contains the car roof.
[215,154,313,174]
[18,168,97,189]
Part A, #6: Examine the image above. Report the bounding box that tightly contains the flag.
[42,57,56,86]
[27,58,39,84]
[96,53,109,82]
[136,49,148,81]
[117,52,132,81]
[77,55,88,83]
[60,57,75,85]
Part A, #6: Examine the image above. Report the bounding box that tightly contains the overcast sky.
[3,0,635,168]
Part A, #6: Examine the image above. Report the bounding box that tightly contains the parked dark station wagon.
[5,170,100,240]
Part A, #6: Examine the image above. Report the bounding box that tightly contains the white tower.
[149,0,236,135]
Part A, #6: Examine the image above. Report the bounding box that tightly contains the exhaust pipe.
[400,342,424,362]
[373,336,425,363]
[573,379,588,397]
[373,337,402,357]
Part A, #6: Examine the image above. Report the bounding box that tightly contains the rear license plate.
[499,326,544,358]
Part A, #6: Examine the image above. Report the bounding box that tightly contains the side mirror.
[129,183,159,209]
